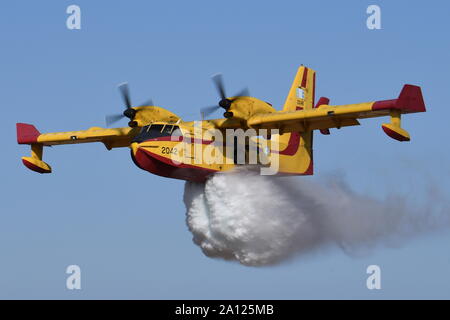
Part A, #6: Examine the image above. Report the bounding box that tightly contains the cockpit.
[132,124,181,143]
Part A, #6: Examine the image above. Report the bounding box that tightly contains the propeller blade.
[211,73,226,100]
[208,73,251,118]
[138,99,154,107]
[105,113,125,127]
[201,105,221,117]
[232,87,250,100]
[118,82,132,109]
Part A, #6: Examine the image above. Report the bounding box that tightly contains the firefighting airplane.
[16,66,426,182]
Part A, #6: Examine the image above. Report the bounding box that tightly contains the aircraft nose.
[130,142,147,171]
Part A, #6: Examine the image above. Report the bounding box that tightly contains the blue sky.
[1,0,450,299]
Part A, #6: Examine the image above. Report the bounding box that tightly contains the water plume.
[183,168,450,266]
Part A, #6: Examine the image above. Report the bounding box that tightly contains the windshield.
[133,124,181,143]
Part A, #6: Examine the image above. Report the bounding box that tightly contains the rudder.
[275,66,315,175]
[283,66,315,111]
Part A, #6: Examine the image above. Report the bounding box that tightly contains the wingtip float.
[16,66,426,180]
[16,123,51,174]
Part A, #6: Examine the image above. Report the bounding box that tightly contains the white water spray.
[183,168,449,266]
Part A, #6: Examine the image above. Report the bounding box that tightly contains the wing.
[17,124,139,148]
[16,124,139,173]
[248,84,426,141]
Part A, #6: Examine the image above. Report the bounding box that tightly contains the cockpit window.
[162,125,174,136]
[133,124,181,143]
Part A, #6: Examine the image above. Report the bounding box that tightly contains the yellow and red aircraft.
[16,66,426,182]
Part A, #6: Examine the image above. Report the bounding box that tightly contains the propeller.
[201,73,249,118]
[105,82,154,127]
